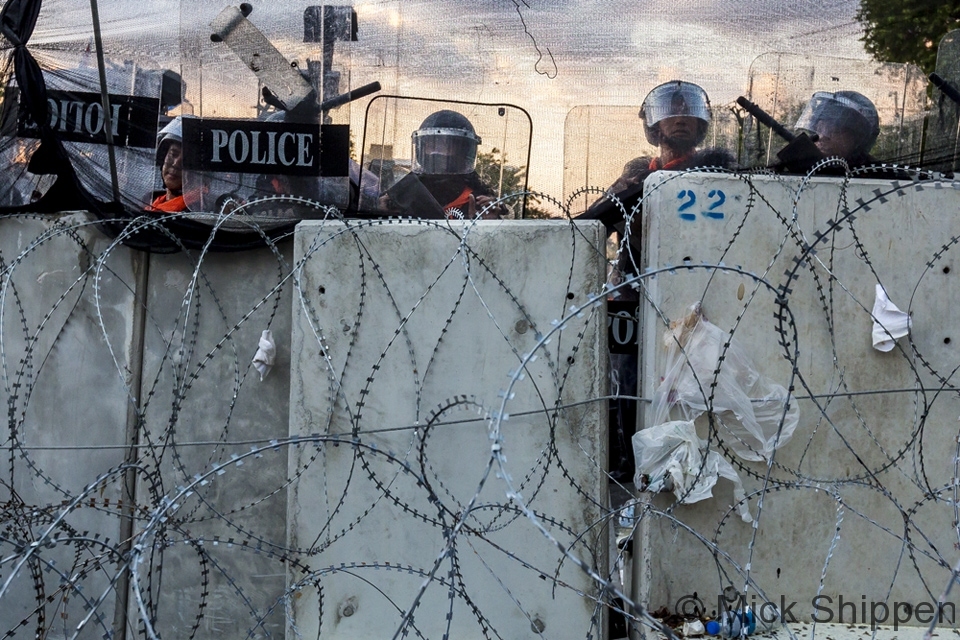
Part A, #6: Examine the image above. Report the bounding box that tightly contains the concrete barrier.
[0,215,611,639]
[635,171,960,629]
[288,219,609,639]
[4,172,957,640]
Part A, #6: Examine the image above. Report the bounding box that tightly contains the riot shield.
[562,102,740,215]
[0,51,168,210]
[0,1,366,238]
[926,30,960,173]
[741,52,927,169]
[177,114,351,228]
[358,96,532,218]
[180,3,356,125]
[175,2,364,228]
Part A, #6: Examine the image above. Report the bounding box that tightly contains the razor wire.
[0,163,959,640]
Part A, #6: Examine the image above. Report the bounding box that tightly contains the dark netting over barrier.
[0,0,365,250]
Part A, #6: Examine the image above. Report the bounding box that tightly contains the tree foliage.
[475,148,552,218]
[856,0,960,73]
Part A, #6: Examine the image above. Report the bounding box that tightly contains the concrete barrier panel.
[289,219,609,639]
[132,245,294,639]
[0,214,138,639]
[636,172,960,625]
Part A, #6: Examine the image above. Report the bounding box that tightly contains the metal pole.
[110,252,150,639]
[763,55,783,166]
[89,0,122,203]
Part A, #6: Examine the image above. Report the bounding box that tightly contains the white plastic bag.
[652,303,798,462]
[632,420,752,522]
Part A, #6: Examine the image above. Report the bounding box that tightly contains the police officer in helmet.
[413,109,481,176]
[380,109,504,219]
[147,116,188,213]
[640,81,713,168]
[794,90,880,165]
[581,80,735,225]
[578,81,735,485]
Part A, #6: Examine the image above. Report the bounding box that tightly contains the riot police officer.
[579,81,735,484]
[607,80,735,194]
[147,116,188,213]
[794,90,880,166]
[380,110,504,219]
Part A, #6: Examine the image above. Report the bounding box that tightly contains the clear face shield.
[642,82,711,127]
[794,92,874,157]
[794,92,868,136]
[411,128,480,175]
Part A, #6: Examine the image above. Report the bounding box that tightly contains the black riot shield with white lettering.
[179,115,350,229]
[0,0,365,248]
[175,2,360,229]
[0,55,166,211]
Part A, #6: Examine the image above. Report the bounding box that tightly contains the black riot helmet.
[411,110,481,175]
[794,90,880,159]
[639,80,712,147]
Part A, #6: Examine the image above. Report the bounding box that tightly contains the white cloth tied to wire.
[252,330,276,381]
[871,284,911,352]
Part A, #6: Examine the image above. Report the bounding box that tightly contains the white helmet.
[156,116,183,166]
[639,80,712,146]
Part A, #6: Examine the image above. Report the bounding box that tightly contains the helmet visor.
[411,128,479,175]
[794,91,872,139]
[642,82,711,126]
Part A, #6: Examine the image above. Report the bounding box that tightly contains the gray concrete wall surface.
[0,214,296,640]
[0,214,615,640]
[288,219,610,639]
[0,214,139,640]
[130,245,294,639]
[6,175,955,640]
[635,172,960,630]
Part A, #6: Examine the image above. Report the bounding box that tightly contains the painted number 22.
[677,189,726,220]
